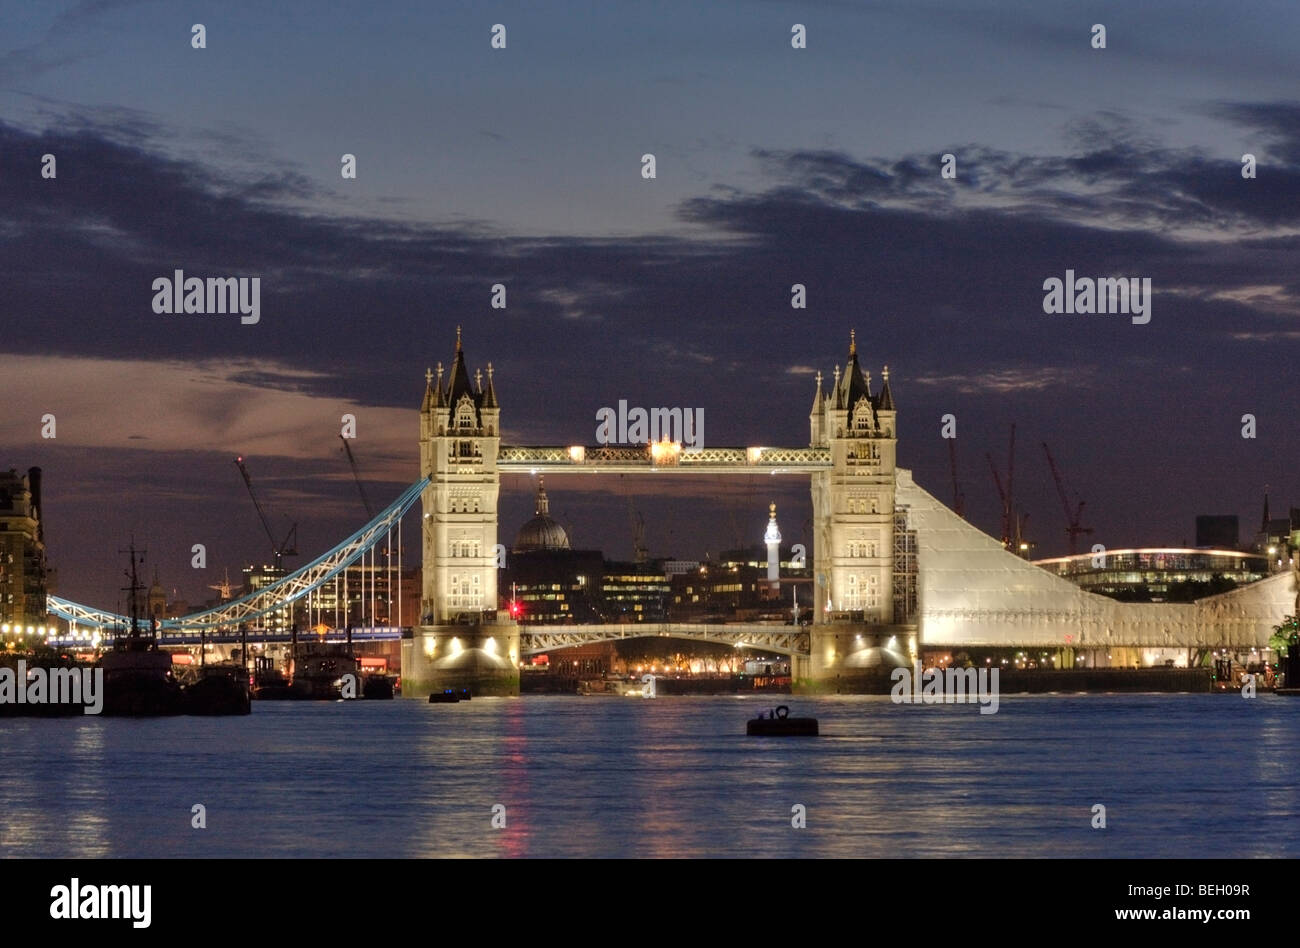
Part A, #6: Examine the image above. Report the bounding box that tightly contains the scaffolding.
[893,505,917,624]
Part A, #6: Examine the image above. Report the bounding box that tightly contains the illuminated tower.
[808,330,898,625]
[764,503,782,590]
[418,327,501,623]
[403,329,519,697]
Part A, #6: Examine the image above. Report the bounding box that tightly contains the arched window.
[455,394,476,429]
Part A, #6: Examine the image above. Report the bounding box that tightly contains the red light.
[509,601,522,618]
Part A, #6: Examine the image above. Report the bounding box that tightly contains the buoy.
[746,704,818,736]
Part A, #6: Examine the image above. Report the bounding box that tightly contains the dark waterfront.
[1,694,1296,859]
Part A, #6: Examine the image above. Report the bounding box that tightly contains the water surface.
[1,694,1295,858]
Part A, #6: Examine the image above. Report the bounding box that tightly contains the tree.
[1268,615,1299,657]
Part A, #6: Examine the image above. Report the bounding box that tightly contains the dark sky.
[3,1,1299,609]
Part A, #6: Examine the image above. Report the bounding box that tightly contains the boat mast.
[119,538,151,649]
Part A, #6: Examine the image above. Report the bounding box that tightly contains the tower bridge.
[403,327,909,694]
[49,329,1295,694]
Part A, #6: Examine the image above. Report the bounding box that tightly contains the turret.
[809,371,825,447]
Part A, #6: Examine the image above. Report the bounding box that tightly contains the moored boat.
[289,642,360,699]
[182,662,251,715]
[428,688,470,703]
[99,543,183,717]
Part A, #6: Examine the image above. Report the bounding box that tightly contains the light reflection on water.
[0,694,1296,858]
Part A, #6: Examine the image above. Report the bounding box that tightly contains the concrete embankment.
[797,667,1215,695]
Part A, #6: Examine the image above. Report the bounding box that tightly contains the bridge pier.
[796,623,917,694]
[401,621,520,697]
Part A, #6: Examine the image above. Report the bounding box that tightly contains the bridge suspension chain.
[47,477,430,635]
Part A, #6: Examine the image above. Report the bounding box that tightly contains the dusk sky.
[3,0,1299,609]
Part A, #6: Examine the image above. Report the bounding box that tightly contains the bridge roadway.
[496,444,833,475]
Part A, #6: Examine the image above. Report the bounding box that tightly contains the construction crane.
[986,453,1011,548]
[339,435,375,519]
[1005,422,1016,537]
[207,567,234,602]
[1042,443,1092,555]
[234,456,298,571]
[986,424,1028,552]
[948,439,965,518]
[628,496,649,564]
[618,472,650,564]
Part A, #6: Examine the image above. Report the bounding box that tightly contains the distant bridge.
[518,623,808,656]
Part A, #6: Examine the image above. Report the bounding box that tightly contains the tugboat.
[252,654,295,699]
[746,705,818,736]
[290,641,360,699]
[181,661,251,715]
[98,542,183,717]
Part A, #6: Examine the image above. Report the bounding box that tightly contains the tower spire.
[878,364,895,411]
[456,325,462,352]
[849,328,856,356]
[421,366,435,412]
[433,361,446,408]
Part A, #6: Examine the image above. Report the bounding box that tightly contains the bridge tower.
[805,330,916,689]
[419,327,501,623]
[402,328,519,696]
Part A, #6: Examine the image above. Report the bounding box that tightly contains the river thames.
[1,694,1296,858]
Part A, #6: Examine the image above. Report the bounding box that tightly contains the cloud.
[912,366,1096,394]
[0,0,150,85]
[0,354,415,472]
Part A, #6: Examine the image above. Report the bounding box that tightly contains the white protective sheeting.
[895,469,1296,649]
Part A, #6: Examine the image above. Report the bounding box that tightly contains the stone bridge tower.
[806,331,914,687]
[419,327,501,623]
[403,329,519,696]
